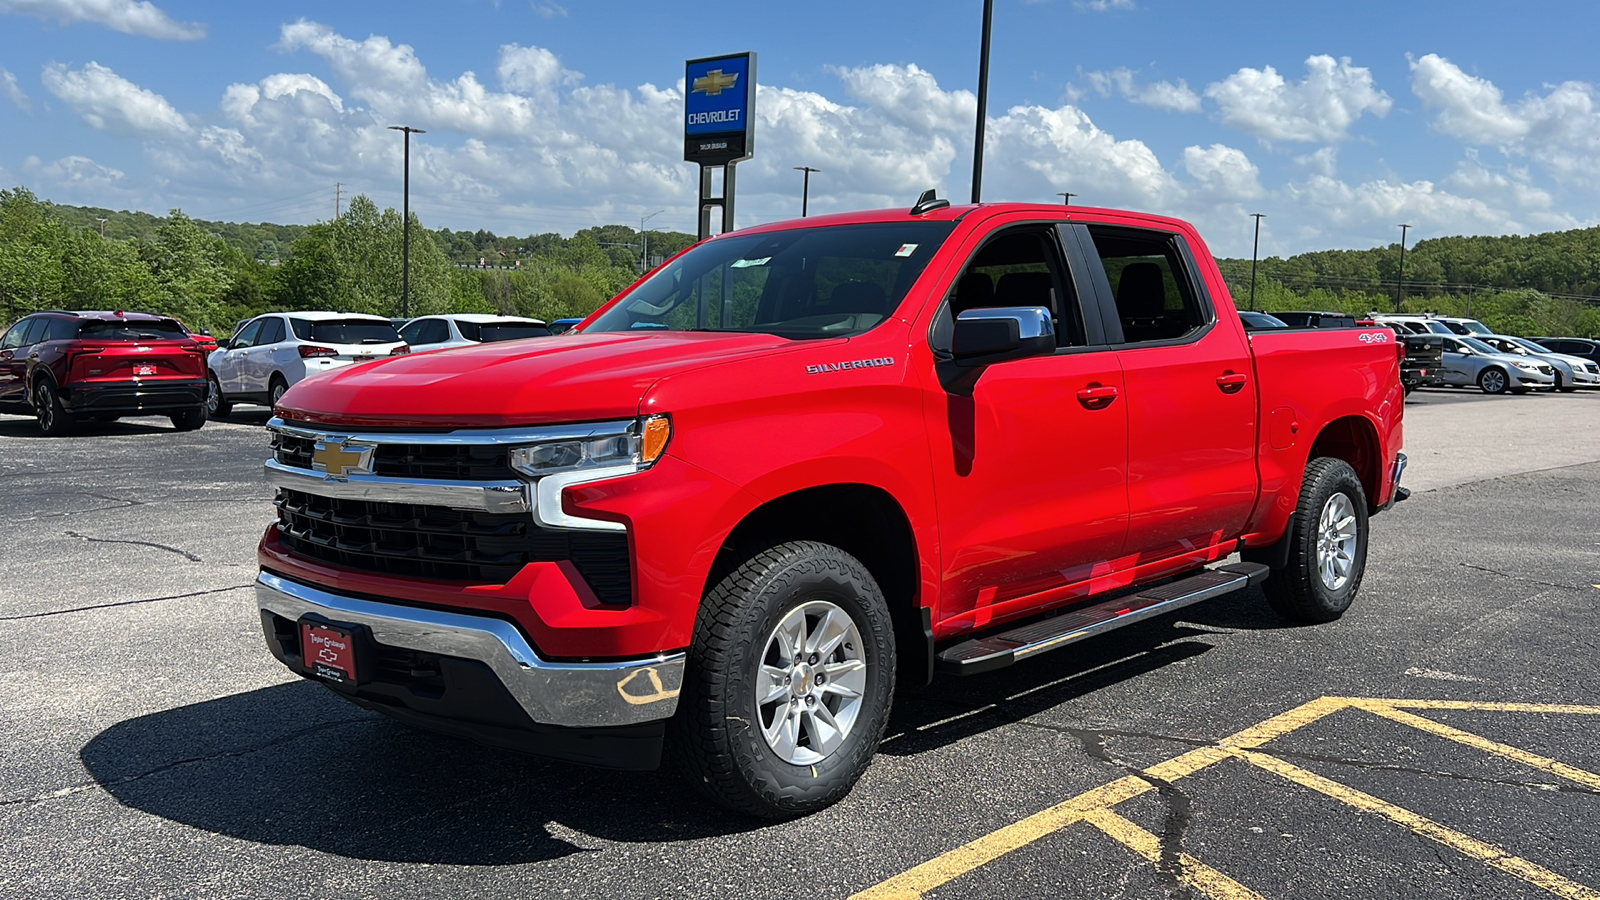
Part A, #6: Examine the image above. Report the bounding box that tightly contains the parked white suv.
[397,314,551,351]
[1371,314,1455,336]
[207,312,407,416]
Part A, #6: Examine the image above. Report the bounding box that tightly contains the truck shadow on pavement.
[79,680,750,865]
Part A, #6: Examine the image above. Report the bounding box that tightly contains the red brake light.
[299,345,338,358]
[390,345,411,355]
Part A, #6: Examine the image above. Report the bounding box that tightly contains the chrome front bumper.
[256,571,684,729]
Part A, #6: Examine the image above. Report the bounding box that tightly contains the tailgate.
[69,341,208,384]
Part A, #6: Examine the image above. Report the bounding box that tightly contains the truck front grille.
[274,488,631,604]
[271,432,517,481]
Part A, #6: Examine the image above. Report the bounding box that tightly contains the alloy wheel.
[755,600,868,766]
[1316,492,1358,592]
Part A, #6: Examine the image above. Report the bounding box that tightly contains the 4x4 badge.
[311,438,374,481]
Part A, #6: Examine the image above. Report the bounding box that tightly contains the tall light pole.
[972,0,994,203]
[1249,213,1266,311]
[793,166,821,217]
[1057,192,1076,205]
[1395,223,1412,313]
[639,209,665,273]
[388,125,426,318]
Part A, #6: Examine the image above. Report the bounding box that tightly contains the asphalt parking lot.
[2,387,1598,899]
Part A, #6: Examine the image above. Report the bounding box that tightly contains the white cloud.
[529,2,567,17]
[1075,0,1134,10]
[1,66,28,110]
[834,63,976,133]
[0,0,203,40]
[1081,67,1201,112]
[1295,146,1338,177]
[1183,144,1263,199]
[1205,55,1392,143]
[1410,53,1600,187]
[41,61,190,136]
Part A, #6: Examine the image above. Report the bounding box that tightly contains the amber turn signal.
[641,415,672,464]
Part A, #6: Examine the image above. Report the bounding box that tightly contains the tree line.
[3,185,1598,338]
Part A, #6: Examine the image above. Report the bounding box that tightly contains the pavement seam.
[63,530,204,563]
[1456,562,1594,593]
[0,584,252,621]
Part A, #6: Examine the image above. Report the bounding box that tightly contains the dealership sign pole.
[684,52,756,241]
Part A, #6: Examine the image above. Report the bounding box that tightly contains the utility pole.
[1056,192,1076,205]
[793,166,821,217]
[1249,213,1265,311]
[1395,223,1412,314]
[335,182,343,220]
[971,0,994,203]
[388,126,426,319]
[639,209,665,274]
[96,217,107,237]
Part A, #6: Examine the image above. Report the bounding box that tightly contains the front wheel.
[1263,457,1369,624]
[206,372,231,418]
[670,541,896,819]
[1477,367,1508,394]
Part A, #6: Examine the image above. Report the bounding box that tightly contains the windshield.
[1461,337,1500,354]
[290,318,401,345]
[457,320,552,342]
[585,222,956,339]
[1425,321,1454,334]
[1461,320,1492,334]
[1508,337,1550,353]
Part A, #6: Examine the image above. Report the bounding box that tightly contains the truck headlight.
[509,415,672,478]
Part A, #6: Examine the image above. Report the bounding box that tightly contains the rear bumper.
[62,379,206,413]
[1379,451,1409,511]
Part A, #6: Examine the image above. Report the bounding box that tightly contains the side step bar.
[936,562,1270,676]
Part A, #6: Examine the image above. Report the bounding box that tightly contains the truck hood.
[275,330,799,427]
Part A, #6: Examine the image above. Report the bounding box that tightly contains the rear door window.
[1082,226,1209,344]
[257,317,285,345]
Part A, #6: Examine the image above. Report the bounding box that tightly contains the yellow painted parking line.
[1231,748,1600,900]
[1354,701,1600,791]
[1080,806,1266,900]
[1380,699,1600,715]
[850,698,1344,900]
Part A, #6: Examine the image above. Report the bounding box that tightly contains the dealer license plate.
[300,621,357,684]
[133,364,156,376]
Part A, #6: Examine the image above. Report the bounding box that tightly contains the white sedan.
[398,314,552,351]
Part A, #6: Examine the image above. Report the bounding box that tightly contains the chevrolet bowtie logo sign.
[311,438,374,481]
[691,69,739,96]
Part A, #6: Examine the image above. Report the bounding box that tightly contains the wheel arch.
[1308,415,1382,512]
[708,483,931,685]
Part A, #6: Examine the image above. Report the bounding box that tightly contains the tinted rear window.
[290,319,400,345]
[78,318,189,341]
[457,320,552,342]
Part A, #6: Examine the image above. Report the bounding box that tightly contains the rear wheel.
[670,541,896,819]
[1263,457,1369,624]
[34,379,72,436]
[268,375,288,408]
[206,372,231,418]
[1477,367,1508,394]
[170,406,206,431]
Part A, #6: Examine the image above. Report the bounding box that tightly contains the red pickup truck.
[257,198,1406,818]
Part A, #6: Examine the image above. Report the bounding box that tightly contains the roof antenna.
[910,189,950,216]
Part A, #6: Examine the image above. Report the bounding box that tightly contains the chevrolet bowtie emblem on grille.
[691,69,739,96]
[311,438,374,481]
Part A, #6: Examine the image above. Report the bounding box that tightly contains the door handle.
[1076,383,1119,410]
[1216,371,1248,394]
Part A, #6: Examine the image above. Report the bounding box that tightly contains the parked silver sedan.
[1437,335,1557,394]
[1478,335,1600,392]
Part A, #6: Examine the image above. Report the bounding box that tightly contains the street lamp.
[639,209,665,273]
[972,0,994,203]
[1057,192,1077,206]
[388,125,426,319]
[1395,224,1412,313]
[793,166,821,217]
[1249,213,1266,311]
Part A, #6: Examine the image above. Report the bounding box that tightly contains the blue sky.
[1,0,1596,258]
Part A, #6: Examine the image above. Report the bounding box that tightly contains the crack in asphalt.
[0,584,252,621]
[1265,746,1600,797]
[0,717,373,808]
[63,530,203,563]
[1458,561,1591,592]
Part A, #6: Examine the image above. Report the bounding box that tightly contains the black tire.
[90,414,121,423]
[206,372,231,418]
[33,379,72,436]
[268,375,288,408]
[1551,372,1564,393]
[1263,457,1369,624]
[170,406,206,431]
[1477,367,1508,394]
[669,540,896,819]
